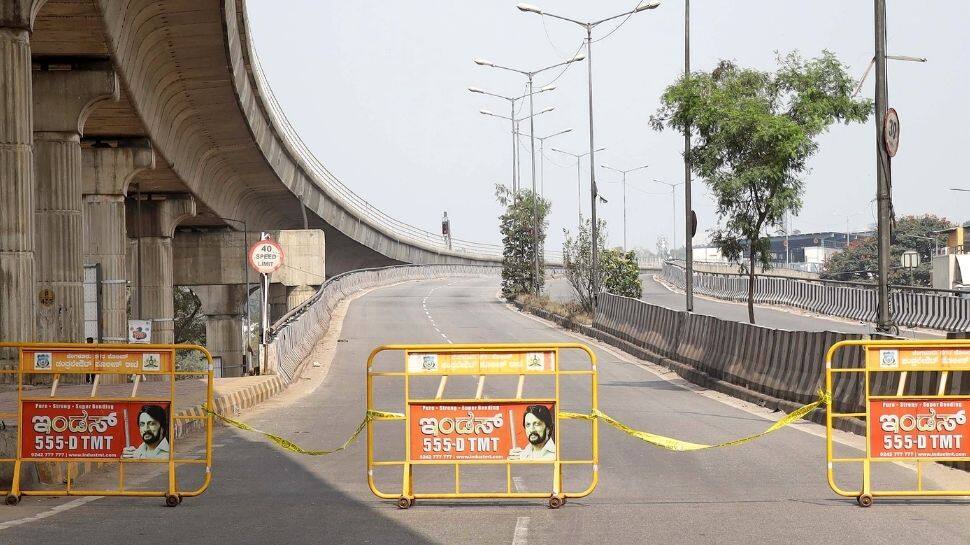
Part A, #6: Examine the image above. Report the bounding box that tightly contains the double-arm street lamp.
[470,85,555,193]
[475,55,584,293]
[551,146,606,230]
[651,179,685,252]
[479,104,555,194]
[535,128,572,197]
[517,1,660,303]
[601,164,648,251]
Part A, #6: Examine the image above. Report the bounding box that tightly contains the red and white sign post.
[248,235,284,374]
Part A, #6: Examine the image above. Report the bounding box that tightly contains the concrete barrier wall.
[661,262,970,332]
[265,265,500,382]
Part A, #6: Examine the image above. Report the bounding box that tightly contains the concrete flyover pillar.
[268,283,287,325]
[82,140,154,343]
[0,1,46,373]
[286,285,317,311]
[193,285,247,377]
[32,61,118,342]
[127,196,196,345]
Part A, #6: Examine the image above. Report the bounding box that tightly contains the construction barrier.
[366,343,598,509]
[662,261,970,331]
[826,339,970,506]
[0,342,214,507]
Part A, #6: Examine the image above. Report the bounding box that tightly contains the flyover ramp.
[2,277,968,544]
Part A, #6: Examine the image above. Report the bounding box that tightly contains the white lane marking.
[512,517,530,545]
[512,476,524,492]
[0,496,101,531]
[422,281,458,344]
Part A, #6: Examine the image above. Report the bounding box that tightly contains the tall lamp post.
[601,164,649,251]
[535,128,572,197]
[475,55,584,293]
[684,0,694,311]
[469,85,556,193]
[651,179,685,253]
[517,1,661,305]
[551,146,606,230]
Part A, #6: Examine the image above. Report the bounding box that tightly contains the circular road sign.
[883,108,900,157]
[248,238,284,275]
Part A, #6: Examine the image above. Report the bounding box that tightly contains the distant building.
[931,223,970,289]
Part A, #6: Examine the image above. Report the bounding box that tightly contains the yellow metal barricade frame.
[0,342,214,507]
[366,343,598,508]
[825,339,970,506]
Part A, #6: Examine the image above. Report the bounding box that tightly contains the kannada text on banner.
[20,349,173,374]
[867,347,970,371]
[869,399,969,458]
[21,400,173,460]
[409,401,557,462]
[407,351,556,374]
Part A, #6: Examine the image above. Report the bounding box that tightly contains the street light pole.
[475,57,583,293]
[470,85,556,194]
[518,1,660,308]
[602,164,649,251]
[874,0,894,333]
[535,128,572,197]
[221,216,251,375]
[684,0,695,312]
[652,179,684,254]
[552,146,606,232]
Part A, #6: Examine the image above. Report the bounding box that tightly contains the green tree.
[821,214,953,286]
[651,51,872,323]
[174,287,205,345]
[496,185,551,298]
[562,219,642,311]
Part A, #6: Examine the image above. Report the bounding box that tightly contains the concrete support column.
[0,13,40,370]
[286,285,317,311]
[193,285,247,377]
[268,283,287,325]
[32,66,118,342]
[127,197,196,345]
[82,142,154,342]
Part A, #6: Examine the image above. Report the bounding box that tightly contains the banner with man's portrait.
[408,401,557,462]
[21,400,172,460]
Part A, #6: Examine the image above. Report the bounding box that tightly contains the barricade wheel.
[5,494,20,506]
[397,497,412,509]
[165,494,181,508]
[857,494,873,508]
[548,496,563,509]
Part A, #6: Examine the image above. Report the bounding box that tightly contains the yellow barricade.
[826,339,970,507]
[0,342,215,507]
[366,343,598,509]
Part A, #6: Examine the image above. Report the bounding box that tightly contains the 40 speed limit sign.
[248,238,284,275]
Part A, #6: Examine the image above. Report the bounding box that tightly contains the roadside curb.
[509,300,864,435]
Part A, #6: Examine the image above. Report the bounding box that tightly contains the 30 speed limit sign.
[248,238,284,274]
[883,108,900,157]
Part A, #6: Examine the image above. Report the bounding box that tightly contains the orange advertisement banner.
[409,401,557,462]
[869,399,969,459]
[866,347,970,371]
[406,351,555,375]
[21,400,172,460]
[21,349,174,374]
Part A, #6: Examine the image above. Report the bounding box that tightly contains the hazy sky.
[247,1,970,253]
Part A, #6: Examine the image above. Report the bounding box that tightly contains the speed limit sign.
[248,238,284,274]
[883,108,900,157]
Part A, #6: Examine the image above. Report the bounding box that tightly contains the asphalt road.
[546,274,918,335]
[2,277,968,544]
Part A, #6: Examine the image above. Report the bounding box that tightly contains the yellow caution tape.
[201,405,403,456]
[202,389,829,456]
[561,390,830,452]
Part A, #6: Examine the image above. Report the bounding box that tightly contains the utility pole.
[874,0,893,333]
[684,0,695,312]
